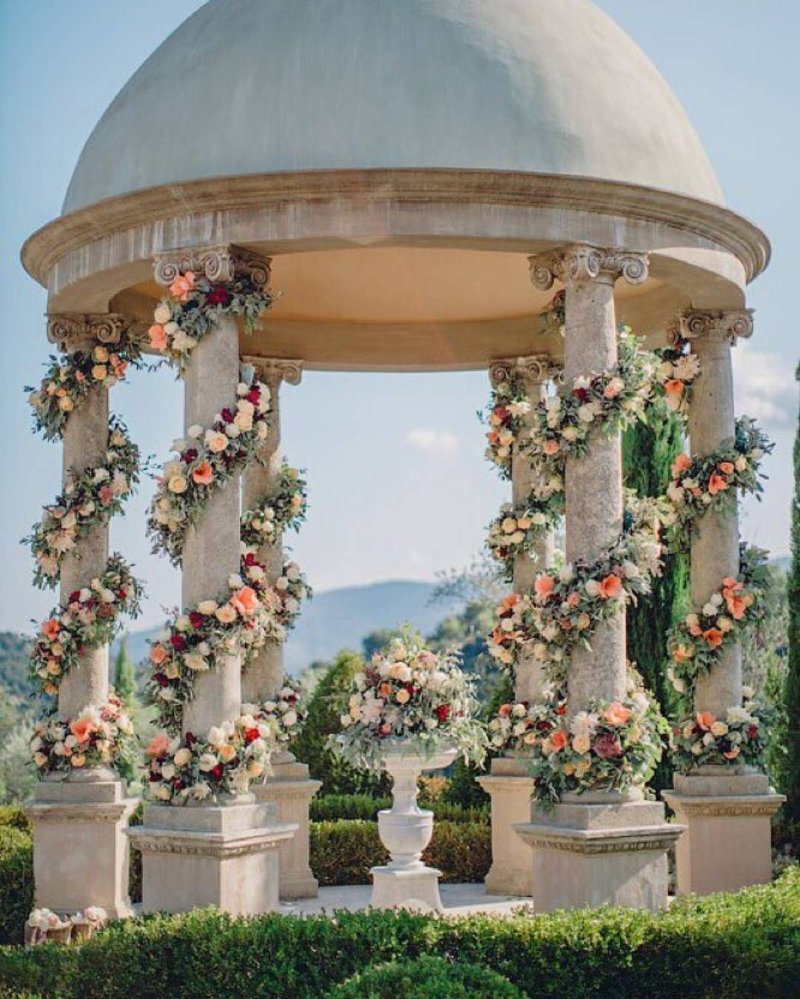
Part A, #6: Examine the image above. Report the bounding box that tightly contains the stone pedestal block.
[24,773,137,919]
[515,795,684,911]
[662,769,784,896]
[477,756,534,897]
[253,756,321,899]
[370,865,444,911]
[126,800,296,915]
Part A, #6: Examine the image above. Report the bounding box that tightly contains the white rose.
[154,304,171,324]
[173,748,192,767]
[282,711,297,728]
[198,753,218,772]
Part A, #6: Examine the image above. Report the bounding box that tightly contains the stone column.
[515,245,682,912]
[25,314,137,920]
[479,355,555,898]
[662,309,784,895]
[128,245,295,916]
[240,356,321,900]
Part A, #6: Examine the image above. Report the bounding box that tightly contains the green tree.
[785,364,800,828]
[113,636,137,709]
[362,629,402,661]
[293,650,390,796]
[623,411,689,791]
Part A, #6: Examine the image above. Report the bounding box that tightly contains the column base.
[662,768,784,896]
[254,757,321,899]
[126,800,297,915]
[515,795,684,912]
[370,864,443,911]
[24,773,137,919]
[477,756,534,897]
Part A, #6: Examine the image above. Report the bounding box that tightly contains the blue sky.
[0,1,797,633]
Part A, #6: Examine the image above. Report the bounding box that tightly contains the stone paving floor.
[279,884,535,917]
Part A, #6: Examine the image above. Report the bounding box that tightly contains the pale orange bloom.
[145,733,172,758]
[702,627,724,647]
[719,461,735,475]
[69,716,98,744]
[543,440,560,455]
[191,461,214,486]
[169,271,196,302]
[707,473,728,496]
[550,729,569,752]
[149,644,168,666]
[673,644,694,662]
[534,575,555,600]
[148,324,168,351]
[565,591,581,607]
[696,712,716,731]
[41,618,60,642]
[230,585,260,616]
[500,593,520,612]
[671,453,692,477]
[664,379,684,398]
[498,704,513,717]
[604,702,632,727]
[598,575,623,599]
[689,622,703,636]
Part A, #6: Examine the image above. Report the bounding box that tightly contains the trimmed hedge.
[328,956,524,998]
[309,820,491,886]
[0,828,33,946]
[0,869,798,998]
[310,794,489,824]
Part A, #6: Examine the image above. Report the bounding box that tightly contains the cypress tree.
[785,364,800,826]
[112,636,137,709]
[623,412,689,791]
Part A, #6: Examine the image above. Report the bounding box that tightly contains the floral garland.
[482,369,531,479]
[672,690,768,771]
[30,694,135,775]
[25,418,140,588]
[271,560,312,634]
[144,714,271,805]
[29,555,144,699]
[240,463,308,548]
[487,493,664,678]
[25,340,141,442]
[527,681,670,807]
[148,268,273,369]
[334,634,487,771]
[537,290,566,338]
[653,335,700,416]
[486,492,564,582]
[487,688,567,752]
[665,418,773,550]
[243,676,307,749]
[147,376,271,563]
[523,330,656,463]
[666,545,769,699]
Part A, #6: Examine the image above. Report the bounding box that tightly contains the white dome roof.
[63,0,723,214]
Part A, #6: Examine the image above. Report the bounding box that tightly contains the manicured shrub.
[0,828,33,946]
[309,820,490,886]
[310,794,489,825]
[0,809,29,833]
[328,955,524,998]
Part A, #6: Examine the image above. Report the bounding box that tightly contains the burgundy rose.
[221,408,235,424]
[573,387,589,402]
[245,727,260,744]
[189,611,205,629]
[69,590,81,604]
[206,285,231,307]
[747,725,759,740]
[592,733,623,759]
[170,635,187,652]
[182,448,198,464]
[210,764,224,781]
[434,704,450,723]
[173,779,185,791]
[149,770,162,783]
[154,673,168,688]
[247,387,261,405]
[185,732,197,747]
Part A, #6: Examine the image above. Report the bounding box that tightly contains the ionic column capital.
[153,244,271,290]
[242,356,303,387]
[672,309,754,347]
[489,355,560,388]
[529,245,649,290]
[47,313,136,350]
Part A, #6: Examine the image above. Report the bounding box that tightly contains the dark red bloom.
[245,727,260,744]
[247,387,261,405]
[592,733,623,759]
[69,591,81,604]
[154,673,168,687]
[185,732,196,747]
[555,705,567,715]
[434,704,450,723]
[747,725,759,740]
[170,634,187,652]
[244,553,257,566]
[573,388,589,402]
[182,448,198,464]
[206,285,231,307]
[210,764,224,781]
[221,408,235,424]
[189,611,205,629]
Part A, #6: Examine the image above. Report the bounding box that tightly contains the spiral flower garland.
[485,488,564,583]
[652,334,700,415]
[671,691,769,770]
[30,694,136,775]
[483,369,531,479]
[240,462,308,548]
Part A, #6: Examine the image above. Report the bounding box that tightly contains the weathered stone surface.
[478,757,534,897]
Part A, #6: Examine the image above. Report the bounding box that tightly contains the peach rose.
[169,271,196,302]
[719,461,735,475]
[702,627,723,647]
[696,712,716,732]
[146,733,173,758]
[70,715,98,743]
[673,643,694,662]
[671,453,692,477]
[41,618,60,642]
[707,473,728,496]
[543,440,560,455]
[192,461,214,486]
[206,432,229,453]
[149,644,168,666]
[534,575,555,600]
[664,379,684,400]
[604,702,632,727]
[148,324,168,351]
[550,729,568,752]
[598,574,623,600]
[230,586,260,617]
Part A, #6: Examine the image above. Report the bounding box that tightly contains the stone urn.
[370,741,458,911]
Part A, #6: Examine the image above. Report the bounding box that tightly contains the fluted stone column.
[515,245,682,912]
[128,246,295,917]
[241,357,320,900]
[663,309,784,896]
[480,355,556,898]
[26,314,137,920]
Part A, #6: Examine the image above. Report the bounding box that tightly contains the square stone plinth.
[126,801,297,915]
[370,864,444,911]
[477,756,534,897]
[254,758,321,899]
[662,769,785,896]
[515,798,684,912]
[24,776,137,919]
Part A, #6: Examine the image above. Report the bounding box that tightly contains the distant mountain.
[117,579,463,677]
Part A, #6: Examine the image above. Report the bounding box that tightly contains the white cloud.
[732,343,797,430]
[406,428,460,455]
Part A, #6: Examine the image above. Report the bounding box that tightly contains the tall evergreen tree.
[623,412,689,791]
[112,636,137,709]
[784,364,800,826]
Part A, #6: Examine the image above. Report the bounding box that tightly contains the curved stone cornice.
[154,244,271,289]
[21,170,770,291]
[529,245,649,290]
[47,312,135,349]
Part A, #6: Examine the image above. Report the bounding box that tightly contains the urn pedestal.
[370,745,457,911]
[477,755,534,897]
[662,767,784,896]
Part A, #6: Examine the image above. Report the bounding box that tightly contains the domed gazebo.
[22,0,779,918]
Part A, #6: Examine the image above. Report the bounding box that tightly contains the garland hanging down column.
[24,314,145,774]
[142,247,309,803]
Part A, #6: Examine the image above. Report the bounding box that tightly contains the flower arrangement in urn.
[334,632,487,771]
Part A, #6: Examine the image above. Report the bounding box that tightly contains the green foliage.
[0,827,33,945]
[787,364,800,829]
[309,820,490,886]
[310,794,488,824]
[623,413,688,792]
[292,651,390,797]
[112,637,137,708]
[0,808,30,833]
[1,868,799,998]
[328,956,524,998]
[361,629,402,660]
[0,633,31,701]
